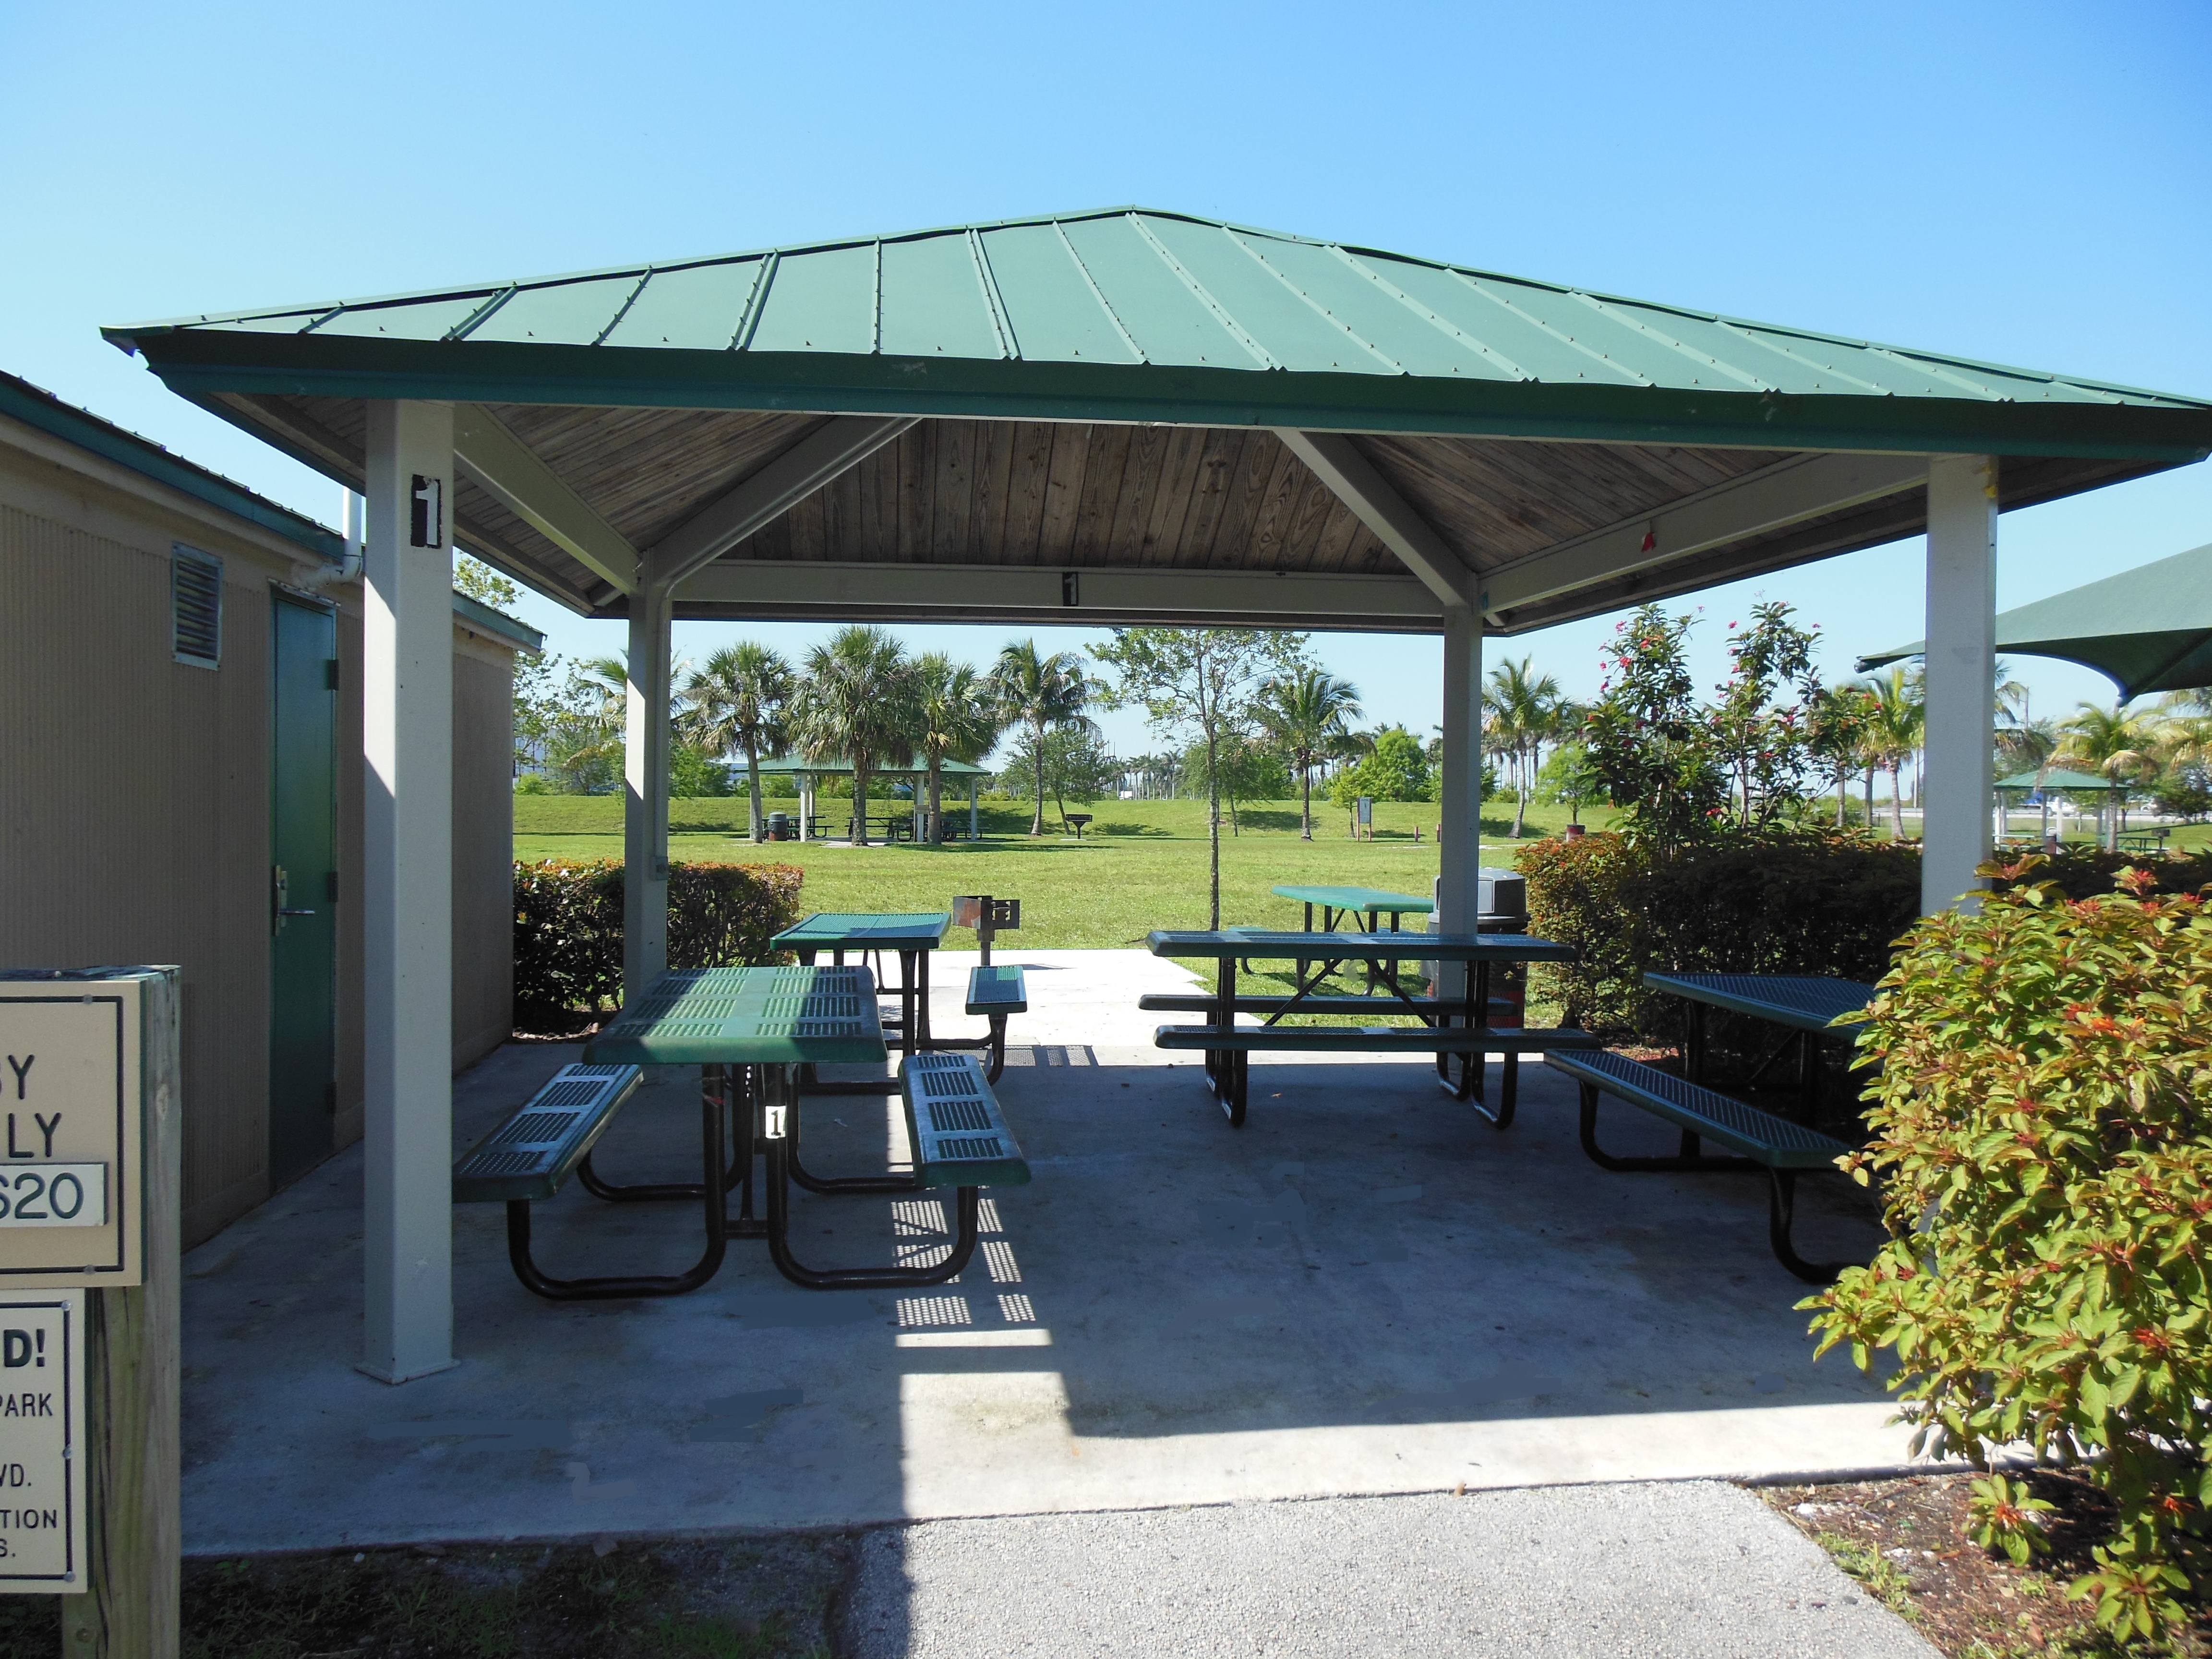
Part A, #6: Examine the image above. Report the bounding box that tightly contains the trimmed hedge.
[1520,829,1921,1042]
[513,859,804,1027]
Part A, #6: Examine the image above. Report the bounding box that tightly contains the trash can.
[767,811,791,842]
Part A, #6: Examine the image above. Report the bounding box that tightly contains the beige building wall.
[0,410,527,1247]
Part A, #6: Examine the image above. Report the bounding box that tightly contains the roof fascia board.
[0,376,342,561]
[450,589,544,653]
[123,337,2212,463]
[0,409,342,576]
[452,403,640,594]
[648,414,915,584]
[1274,429,1476,608]
[1481,451,1932,615]
[673,558,1440,629]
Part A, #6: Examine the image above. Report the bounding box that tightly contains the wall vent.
[171,545,222,668]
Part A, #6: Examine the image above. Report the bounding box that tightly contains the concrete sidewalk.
[845,1484,1936,1658]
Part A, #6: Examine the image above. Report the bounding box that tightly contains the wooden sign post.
[0,969,180,1659]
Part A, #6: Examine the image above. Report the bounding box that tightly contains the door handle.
[279,908,316,917]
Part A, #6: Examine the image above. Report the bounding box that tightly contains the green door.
[269,592,338,1189]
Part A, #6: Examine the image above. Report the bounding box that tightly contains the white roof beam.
[651,414,916,586]
[1479,451,1931,616]
[677,559,1440,627]
[453,403,640,595]
[1274,429,1478,610]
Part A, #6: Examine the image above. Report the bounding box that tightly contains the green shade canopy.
[104,208,2212,637]
[755,755,987,777]
[1995,768,2128,793]
[1860,541,2212,698]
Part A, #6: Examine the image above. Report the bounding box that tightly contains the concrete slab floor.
[182,952,1917,1557]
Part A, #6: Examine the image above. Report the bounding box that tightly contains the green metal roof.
[1996,768,2127,793]
[756,755,987,777]
[1860,540,2212,698]
[104,208,2212,459]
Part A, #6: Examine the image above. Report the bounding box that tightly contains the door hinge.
[325,658,340,692]
[325,870,340,902]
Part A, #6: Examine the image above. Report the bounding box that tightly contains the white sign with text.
[0,1292,84,1592]
[0,990,143,1286]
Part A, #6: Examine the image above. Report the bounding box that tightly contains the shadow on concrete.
[179,975,1906,1554]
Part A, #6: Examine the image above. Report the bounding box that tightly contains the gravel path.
[844,1481,1938,1658]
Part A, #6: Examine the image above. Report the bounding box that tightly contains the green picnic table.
[1146,929,1588,1126]
[1270,884,1433,933]
[1641,971,1877,1126]
[772,911,952,1054]
[555,964,981,1293]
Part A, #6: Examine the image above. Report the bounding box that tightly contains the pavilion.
[103,207,2212,1384]
[752,754,991,841]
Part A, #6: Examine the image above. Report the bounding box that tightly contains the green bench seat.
[1153,1022,1599,1130]
[1138,992,1517,1020]
[1544,1048,1854,1283]
[899,1052,1032,1189]
[452,1064,643,1203]
[966,964,1028,1017]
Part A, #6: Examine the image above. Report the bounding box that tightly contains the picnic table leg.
[1210,955,1246,1127]
[1796,1031,1820,1128]
[759,1064,981,1289]
[913,948,933,1051]
[577,1063,749,1203]
[786,1063,924,1194]
[505,1061,731,1300]
[1679,1001,1706,1158]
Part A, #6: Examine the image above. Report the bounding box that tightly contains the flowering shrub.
[512,859,804,1025]
[1805,859,2212,1639]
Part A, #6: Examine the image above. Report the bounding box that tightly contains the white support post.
[1436,607,1484,991]
[359,400,457,1385]
[1922,454,1999,914]
[623,576,675,1001]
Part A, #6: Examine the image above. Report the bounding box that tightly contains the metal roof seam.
[728,255,778,353]
[1331,249,1529,381]
[1125,214,1278,371]
[966,230,1016,361]
[1221,228,1401,374]
[1443,272,1651,387]
[1050,220,1146,365]
[592,269,655,348]
[446,285,521,344]
[1707,319,1892,397]
[1570,293,1774,394]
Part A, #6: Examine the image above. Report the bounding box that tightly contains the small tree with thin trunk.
[990,639,1093,837]
[1257,666,1362,839]
[1092,627,1306,927]
[681,642,792,842]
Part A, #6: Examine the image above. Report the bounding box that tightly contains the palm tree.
[990,639,1091,837]
[1256,667,1363,839]
[788,626,915,845]
[2057,701,2156,848]
[1485,656,1561,838]
[911,653,1002,843]
[1860,668,1925,840]
[680,642,792,842]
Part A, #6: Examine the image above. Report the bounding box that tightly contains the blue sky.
[4,0,2207,758]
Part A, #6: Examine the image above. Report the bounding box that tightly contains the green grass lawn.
[514,794,1610,950]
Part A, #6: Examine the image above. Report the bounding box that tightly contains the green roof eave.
[0,369,344,562]
[106,329,2212,465]
[451,590,543,653]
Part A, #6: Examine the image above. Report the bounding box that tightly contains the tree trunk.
[1512,742,1528,838]
[1300,763,1313,840]
[1206,725,1222,929]
[854,760,870,845]
[746,745,766,843]
[1888,761,1906,840]
[927,757,944,844]
[1030,719,1047,836]
[1835,769,1847,828]
[1863,766,1875,829]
